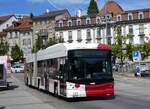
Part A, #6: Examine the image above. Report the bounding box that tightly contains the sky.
[0,0,150,16]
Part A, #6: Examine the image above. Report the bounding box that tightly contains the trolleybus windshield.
[0,64,4,79]
[68,50,112,83]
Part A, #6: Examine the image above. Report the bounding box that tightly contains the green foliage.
[48,36,64,46]
[126,43,134,60]
[11,44,23,61]
[32,37,42,53]
[0,38,9,56]
[48,37,57,46]
[142,41,150,57]
[112,26,127,63]
[32,36,63,53]
[87,0,99,15]
[113,26,150,61]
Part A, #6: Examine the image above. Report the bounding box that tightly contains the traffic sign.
[132,51,141,62]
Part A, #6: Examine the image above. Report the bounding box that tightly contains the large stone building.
[55,1,150,45]
[32,9,70,49]
[0,15,18,32]
[5,16,32,57]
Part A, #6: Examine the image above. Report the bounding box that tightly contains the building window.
[140,37,144,44]
[129,37,133,44]
[59,32,63,37]
[47,20,49,24]
[129,25,133,34]
[77,30,82,42]
[86,29,91,40]
[68,20,72,27]
[86,18,91,25]
[122,26,126,35]
[8,32,12,38]
[23,39,26,45]
[139,24,144,35]
[42,21,45,25]
[96,17,101,24]
[106,25,111,36]
[59,21,63,27]
[138,12,144,19]
[77,19,81,26]
[128,13,133,20]
[68,31,73,43]
[97,27,101,39]
[28,39,31,45]
[117,15,122,21]
[37,21,40,25]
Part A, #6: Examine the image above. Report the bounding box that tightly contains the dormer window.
[117,15,122,21]
[96,17,101,24]
[76,19,81,26]
[68,20,72,27]
[138,12,144,19]
[128,13,133,20]
[86,17,91,25]
[59,20,63,27]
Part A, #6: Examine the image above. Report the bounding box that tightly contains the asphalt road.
[0,73,150,109]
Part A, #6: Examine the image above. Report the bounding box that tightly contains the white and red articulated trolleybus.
[25,43,114,98]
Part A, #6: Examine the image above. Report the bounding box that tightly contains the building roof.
[32,9,70,20]
[0,15,14,24]
[5,16,32,32]
[98,1,124,16]
[123,8,150,14]
[56,15,97,22]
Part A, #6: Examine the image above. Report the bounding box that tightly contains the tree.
[48,36,64,46]
[32,35,64,53]
[112,26,127,64]
[126,43,134,60]
[48,37,57,46]
[0,38,9,56]
[142,41,150,58]
[87,0,99,16]
[32,37,42,53]
[11,44,23,61]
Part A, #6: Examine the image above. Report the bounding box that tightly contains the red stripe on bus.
[85,82,114,97]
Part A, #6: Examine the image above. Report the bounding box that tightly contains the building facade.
[5,16,32,57]
[0,15,18,32]
[114,9,150,45]
[55,15,114,44]
[55,1,150,45]
[32,9,70,49]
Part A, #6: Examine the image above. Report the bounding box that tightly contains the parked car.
[140,69,150,77]
[11,64,24,73]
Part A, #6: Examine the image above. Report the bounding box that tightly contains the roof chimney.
[46,9,50,13]
[76,9,82,17]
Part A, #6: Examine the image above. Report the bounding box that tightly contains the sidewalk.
[0,75,55,109]
[114,72,150,80]
[113,72,134,78]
